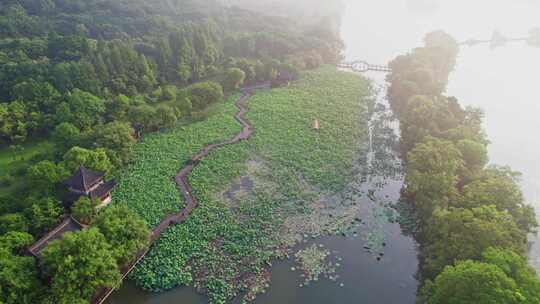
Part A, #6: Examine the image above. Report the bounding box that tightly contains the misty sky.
[341,0,540,203]
[342,0,539,62]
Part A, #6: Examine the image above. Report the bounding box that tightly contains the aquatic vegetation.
[113,66,373,302]
[112,95,241,227]
[294,244,337,285]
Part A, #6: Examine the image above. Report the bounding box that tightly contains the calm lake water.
[110,1,540,302]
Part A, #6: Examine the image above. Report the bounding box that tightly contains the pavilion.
[65,165,117,209]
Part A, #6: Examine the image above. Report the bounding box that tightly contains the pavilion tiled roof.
[89,180,117,200]
[65,166,105,192]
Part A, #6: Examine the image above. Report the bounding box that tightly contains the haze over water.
[342,0,540,203]
[342,0,540,265]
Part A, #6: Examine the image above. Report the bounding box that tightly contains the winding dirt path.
[93,84,268,304]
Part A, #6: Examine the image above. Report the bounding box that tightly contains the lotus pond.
[108,67,418,303]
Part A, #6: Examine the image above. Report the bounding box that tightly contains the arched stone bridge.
[338,60,391,73]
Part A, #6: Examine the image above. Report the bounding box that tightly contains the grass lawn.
[0,140,53,197]
[112,66,373,302]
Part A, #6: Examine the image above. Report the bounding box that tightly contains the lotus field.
[112,66,374,303]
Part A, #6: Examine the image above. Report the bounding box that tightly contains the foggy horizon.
[342,0,540,204]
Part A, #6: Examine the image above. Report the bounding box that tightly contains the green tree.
[405,137,462,221]
[57,89,105,130]
[236,59,256,84]
[95,205,150,264]
[71,196,99,225]
[254,60,267,82]
[62,146,113,173]
[176,35,194,83]
[41,228,120,304]
[224,68,246,91]
[105,94,130,121]
[0,101,33,143]
[0,231,33,251]
[188,81,224,110]
[458,170,537,233]
[155,105,179,129]
[25,197,63,236]
[400,95,442,153]
[400,95,462,154]
[27,160,66,194]
[127,104,158,131]
[12,79,61,113]
[192,56,206,80]
[0,213,29,234]
[421,260,524,304]
[137,55,155,92]
[443,106,486,144]
[94,121,136,164]
[422,249,540,303]
[0,232,41,304]
[455,138,488,182]
[161,85,177,102]
[156,37,173,81]
[150,87,163,101]
[482,248,540,303]
[422,205,527,279]
[175,96,192,117]
[52,122,81,152]
[422,30,459,85]
[387,31,458,117]
[51,62,99,94]
[94,54,109,80]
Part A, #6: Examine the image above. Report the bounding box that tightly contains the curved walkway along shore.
[93,83,270,304]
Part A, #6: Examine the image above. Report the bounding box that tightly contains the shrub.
[224,68,245,91]
[71,197,100,224]
[95,205,150,264]
[0,213,29,234]
[0,174,14,187]
[161,85,177,102]
[189,81,224,111]
[175,96,192,117]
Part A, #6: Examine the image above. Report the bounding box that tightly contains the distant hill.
[218,0,345,25]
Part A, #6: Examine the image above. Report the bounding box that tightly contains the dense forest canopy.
[0,0,343,143]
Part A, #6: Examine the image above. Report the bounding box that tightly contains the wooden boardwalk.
[338,60,391,73]
[92,84,268,304]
